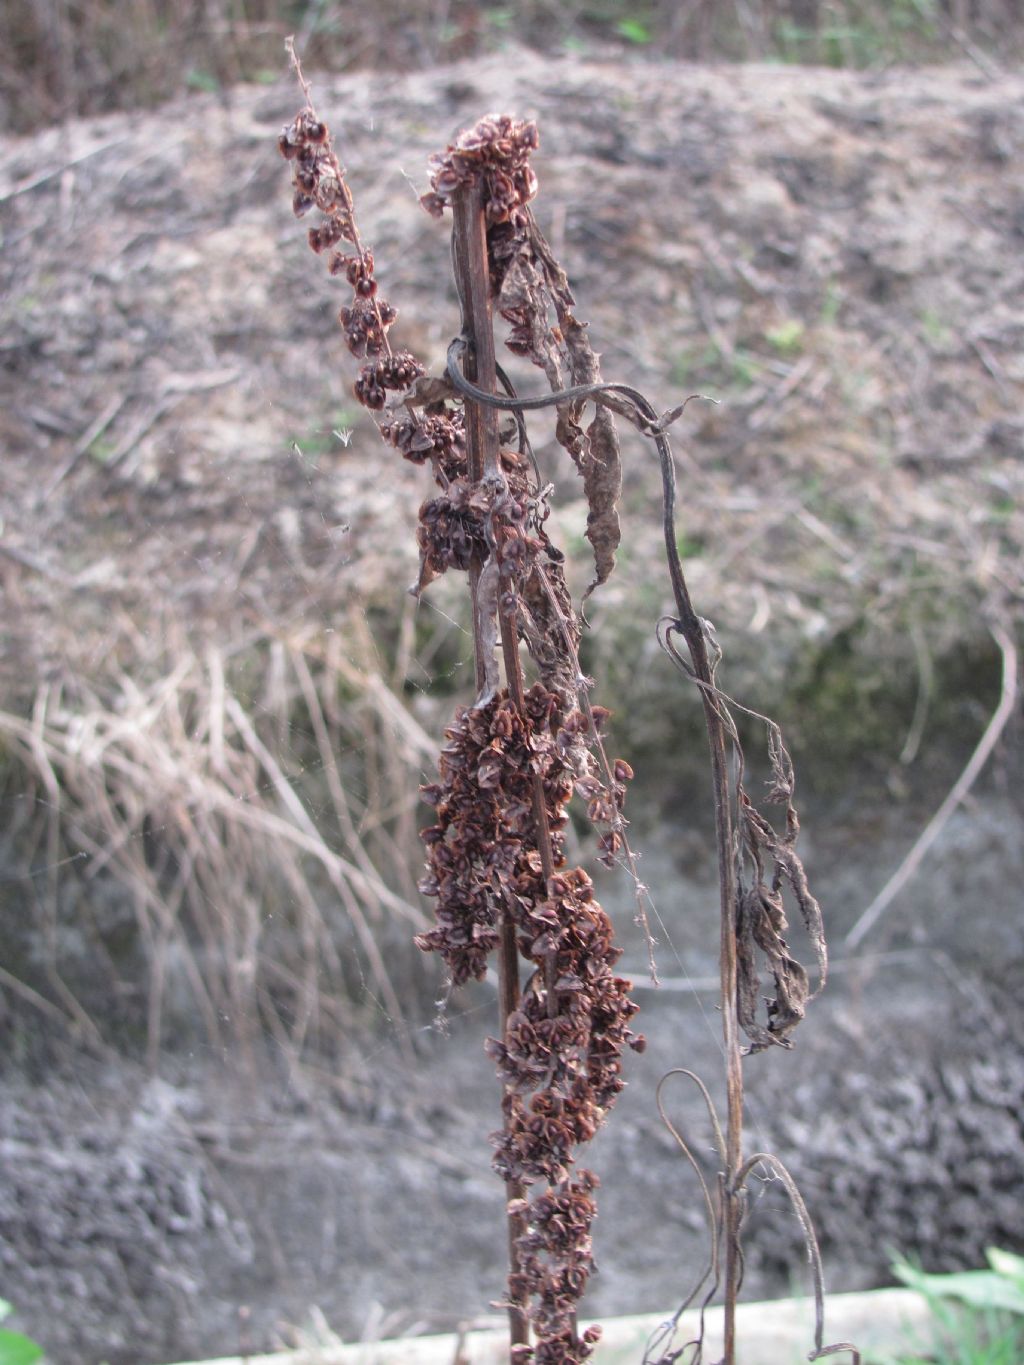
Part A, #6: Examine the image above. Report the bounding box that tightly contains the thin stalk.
[498,618,560,1022]
[660,506,743,1362]
[712,711,743,1365]
[451,181,530,1352]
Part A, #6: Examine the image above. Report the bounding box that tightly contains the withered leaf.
[404,373,457,407]
[411,556,440,598]
[741,792,827,997]
[736,883,809,1053]
[562,313,622,601]
[734,724,826,1054]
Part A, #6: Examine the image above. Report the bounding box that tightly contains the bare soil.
[1,47,1023,1365]
[2,815,1022,1365]
[3,50,1022,680]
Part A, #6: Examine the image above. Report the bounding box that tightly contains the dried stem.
[664,586,744,1363]
[845,620,1018,951]
[451,182,529,1350]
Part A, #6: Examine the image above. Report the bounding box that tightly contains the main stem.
[452,182,531,1352]
[709,702,743,1365]
[663,540,743,1363]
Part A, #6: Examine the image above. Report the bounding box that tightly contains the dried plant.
[280,43,859,1364]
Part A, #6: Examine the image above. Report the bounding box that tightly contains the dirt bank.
[3,50,1022,682]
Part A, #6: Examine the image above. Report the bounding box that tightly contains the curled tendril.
[646,1071,860,1365]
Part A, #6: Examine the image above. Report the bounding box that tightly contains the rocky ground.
[1,44,1022,1365]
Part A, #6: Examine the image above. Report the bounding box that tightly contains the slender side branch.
[846,622,1018,950]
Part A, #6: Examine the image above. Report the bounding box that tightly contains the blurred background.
[0,3,1022,1363]
[3,0,1024,131]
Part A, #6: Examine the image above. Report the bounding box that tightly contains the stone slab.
[172,1288,929,1364]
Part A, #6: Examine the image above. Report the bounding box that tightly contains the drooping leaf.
[734,776,826,1052]
[562,313,622,601]
[736,882,809,1052]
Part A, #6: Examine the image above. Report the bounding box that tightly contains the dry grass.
[0,613,441,1068]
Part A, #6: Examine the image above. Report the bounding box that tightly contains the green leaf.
[0,1306,9,1324]
[894,1259,1024,1315]
[0,1327,44,1365]
[765,318,805,355]
[615,18,651,44]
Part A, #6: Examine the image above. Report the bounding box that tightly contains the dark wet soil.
[2,800,1022,1365]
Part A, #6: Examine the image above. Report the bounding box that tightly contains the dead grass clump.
[0,619,436,1070]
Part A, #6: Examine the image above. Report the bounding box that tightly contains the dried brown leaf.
[735,768,826,1052]
[560,317,622,602]
[736,883,809,1052]
[404,373,457,407]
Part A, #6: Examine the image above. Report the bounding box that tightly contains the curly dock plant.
[280,44,858,1365]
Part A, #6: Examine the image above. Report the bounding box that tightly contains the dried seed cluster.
[416,687,569,986]
[421,114,540,225]
[424,113,626,602]
[279,106,445,440]
[509,1175,603,1363]
[414,686,641,1362]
